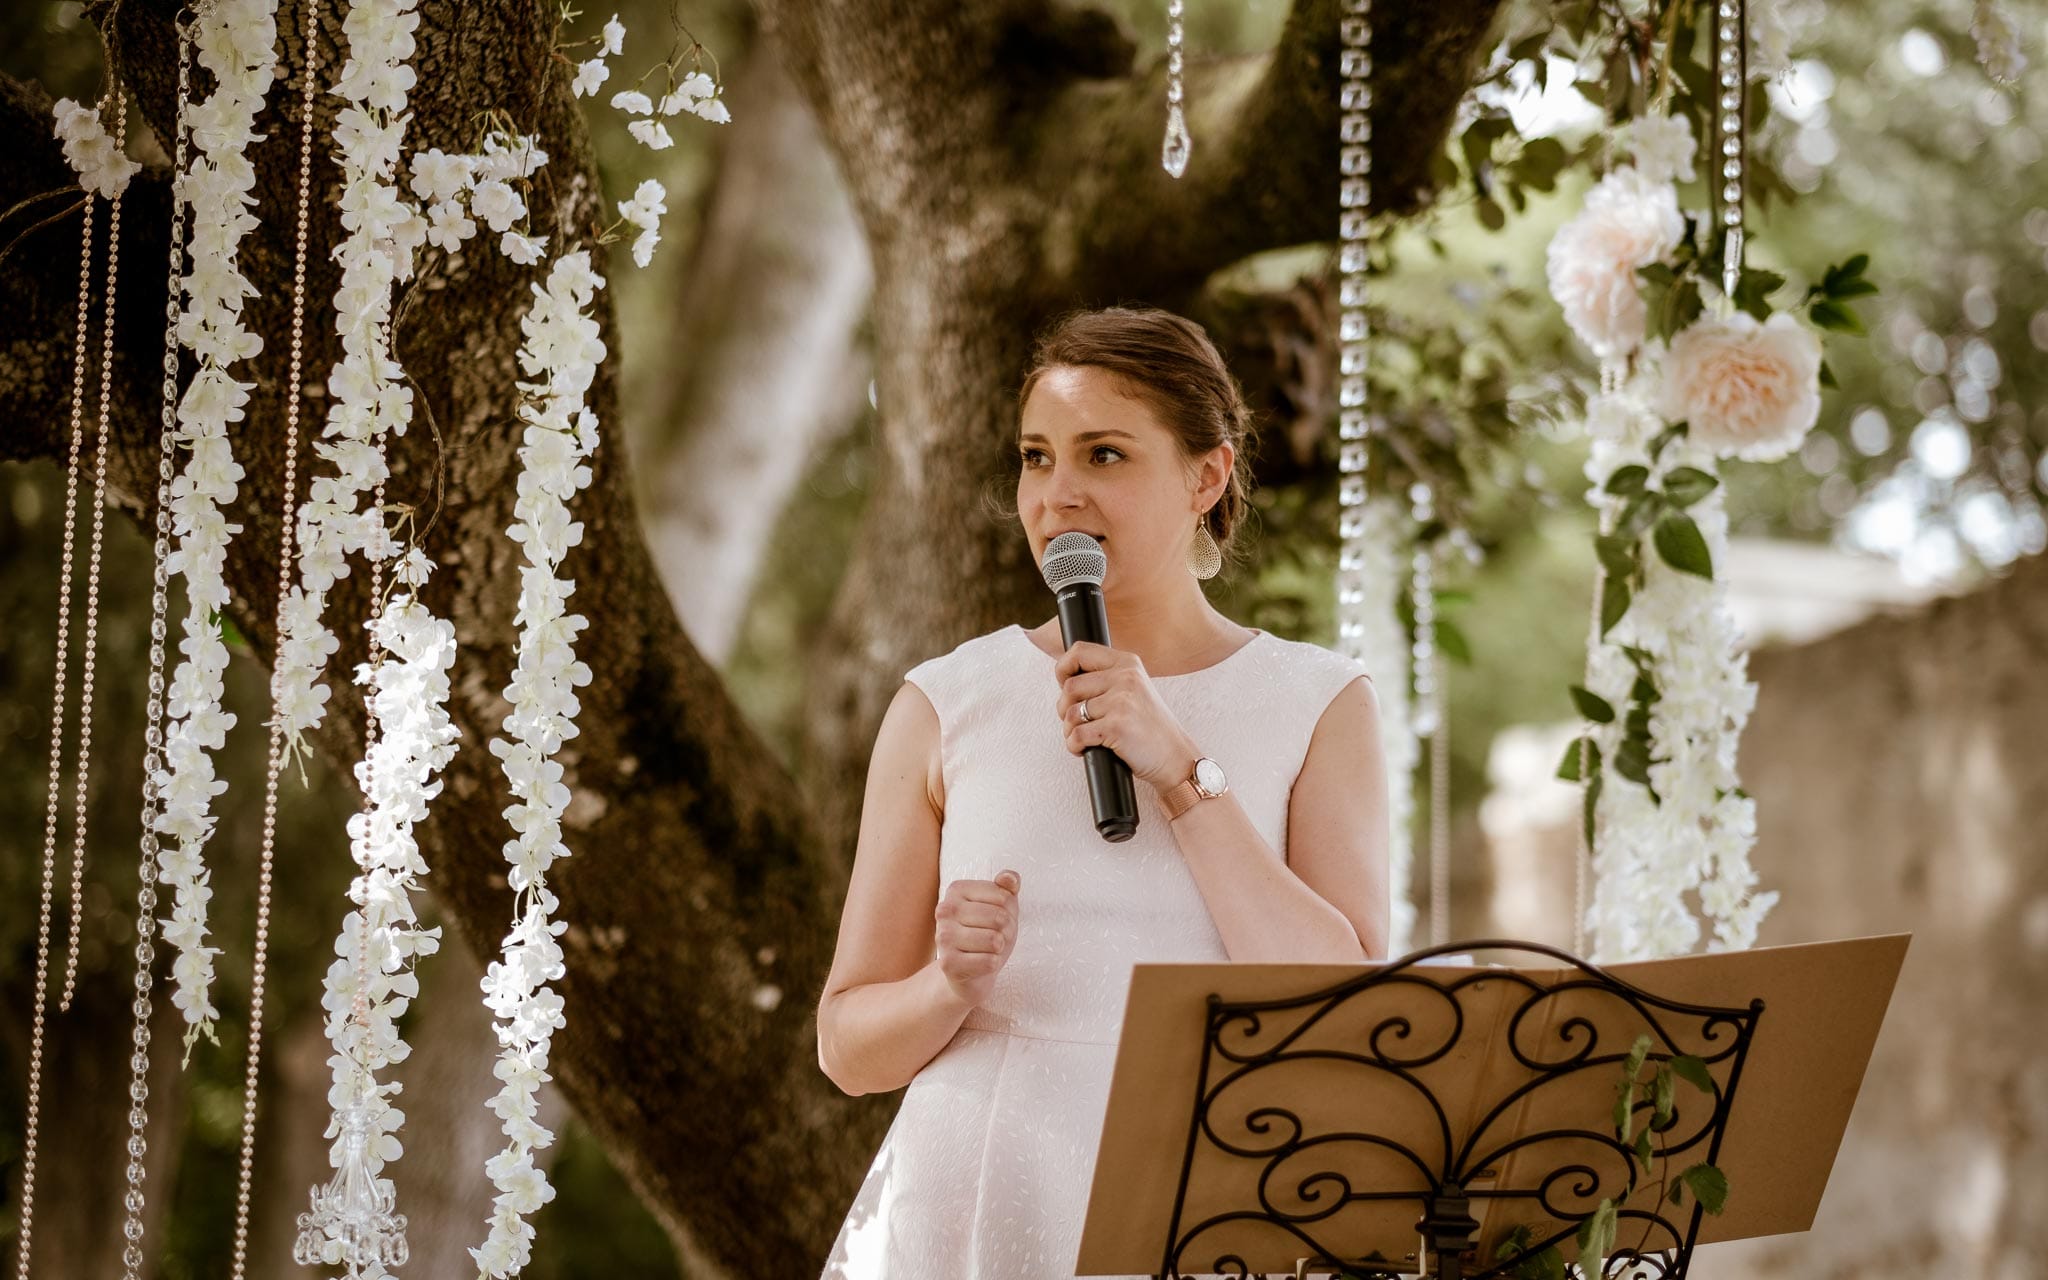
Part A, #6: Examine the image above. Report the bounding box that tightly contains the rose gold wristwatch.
[1160,756,1228,821]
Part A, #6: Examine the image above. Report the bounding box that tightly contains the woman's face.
[1016,364,1229,593]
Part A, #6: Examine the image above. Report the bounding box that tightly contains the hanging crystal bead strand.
[1161,0,1190,177]
[108,28,192,1278]
[231,3,321,1274]
[1334,0,1372,665]
[1409,482,1439,738]
[1715,0,1748,300]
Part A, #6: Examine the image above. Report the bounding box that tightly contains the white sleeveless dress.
[820,623,1373,1280]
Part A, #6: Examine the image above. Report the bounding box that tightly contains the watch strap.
[1160,778,1205,821]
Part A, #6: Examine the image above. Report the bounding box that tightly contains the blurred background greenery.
[3,0,2044,1274]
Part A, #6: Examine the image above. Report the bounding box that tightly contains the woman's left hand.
[1053,641,1199,792]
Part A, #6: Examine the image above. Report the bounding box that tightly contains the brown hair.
[1005,306,1260,568]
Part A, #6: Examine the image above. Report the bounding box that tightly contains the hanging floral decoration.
[469,247,605,1280]
[1546,89,1875,960]
[147,0,281,1055]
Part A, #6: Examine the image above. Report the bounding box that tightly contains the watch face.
[1194,757,1227,795]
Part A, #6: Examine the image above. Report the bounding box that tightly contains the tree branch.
[1033,0,1508,301]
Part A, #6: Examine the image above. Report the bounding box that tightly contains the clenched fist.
[934,869,1020,1008]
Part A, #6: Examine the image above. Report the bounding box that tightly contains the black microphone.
[1039,532,1138,843]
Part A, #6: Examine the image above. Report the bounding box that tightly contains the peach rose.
[1657,311,1823,462]
[1545,166,1684,358]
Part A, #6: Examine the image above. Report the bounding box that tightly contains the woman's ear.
[1199,442,1234,507]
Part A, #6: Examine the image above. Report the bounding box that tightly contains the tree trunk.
[0,0,1503,1270]
[627,35,874,666]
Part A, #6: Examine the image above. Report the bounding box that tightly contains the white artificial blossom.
[468,249,605,1280]
[147,0,281,1055]
[52,96,142,197]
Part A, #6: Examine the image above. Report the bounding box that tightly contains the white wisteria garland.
[469,248,606,1280]
[151,0,281,1054]
[1576,378,1779,961]
[1545,106,1847,962]
[286,2,459,1273]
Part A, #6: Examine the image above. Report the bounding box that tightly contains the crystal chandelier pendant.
[293,1106,410,1278]
[1160,0,1189,177]
[1161,103,1191,178]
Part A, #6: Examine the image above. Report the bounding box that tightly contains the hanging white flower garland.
[469,248,605,1280]
[1545,106,1841,961]
[150,0,281,1055]
[286,2,458,1273]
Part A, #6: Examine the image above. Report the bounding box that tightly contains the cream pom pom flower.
[1545,166,1684,358]
[1657,310,1822,462]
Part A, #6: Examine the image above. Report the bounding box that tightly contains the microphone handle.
[1056,584,1138,843]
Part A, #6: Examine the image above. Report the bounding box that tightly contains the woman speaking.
[816,306,1390,1278]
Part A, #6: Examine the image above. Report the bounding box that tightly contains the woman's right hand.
[934,869,1020,1008]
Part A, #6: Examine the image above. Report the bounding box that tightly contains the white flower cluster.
[52,96,141,197]
[411,132,551,264]
[469,250,605,1279]
[150,0,280,1054]
[1352,496,1419,957]
[273,0,426,764]
[1578,386,1779,962]
[615,178,668,268]
[612,70,730,151]
[302,596,456,1270]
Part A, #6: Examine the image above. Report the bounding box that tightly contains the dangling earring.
[1187,513,1222,580]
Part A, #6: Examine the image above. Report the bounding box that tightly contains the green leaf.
[1732,266,1785,321]
[1623,1033,1652,1082]
[1679,1163,1729,1215]
[1667,1180,1686,1206]
[1477,196,1507,231]
[1829,277,1879,300]
[1633,1124,1654,1170]
[1582,772,1602,848]
[1516,136,1568,192]
[1614,735,1653,786]
[1659,466,1719,508]
[1636,262,1679,288]
[1599,578,1631,638]
[1655,278,1704,342]
[1652,513,1714,578]
[1809,298,1865,335]
[1498,1224,1535,1260]
[1669,1054,1714,1094]
[1612,1088,1632,1138]
[1594,533,1638,580]
[1557,736,1600,783]
[1604,465,1650,497]
[1575,1199,1618,1280]
[1435,617,1473,666]
[1570,685,1616,724]
[210,609,246,650]
[1821,252,1869,292]
[1819,360,1838,390]
[1653,1062,1676,1125]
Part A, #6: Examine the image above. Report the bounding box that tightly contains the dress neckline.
[1008,622,1267,680]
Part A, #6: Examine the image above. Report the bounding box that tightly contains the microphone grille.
[1041,532,1106,591]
